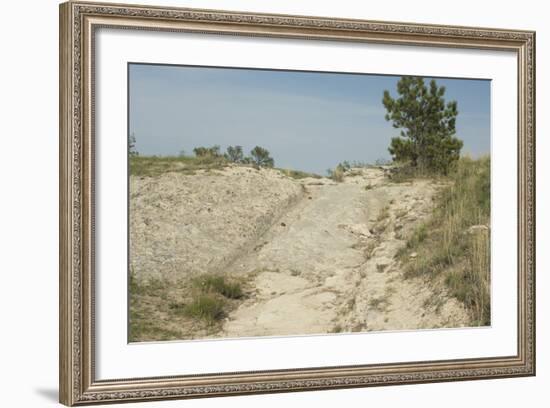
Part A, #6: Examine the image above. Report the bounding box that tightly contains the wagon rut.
[221,168,469,338]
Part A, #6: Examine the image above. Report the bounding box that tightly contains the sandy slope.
[130,166,303,282]
[222,168,469,337]
[130,165,470,339]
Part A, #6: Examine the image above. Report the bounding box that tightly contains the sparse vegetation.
[279,168,322,180]
[340,161,352,171]
[192,274,243,299]
[130,144,278,177]
[129,272,181,341]
[129,270,245,341]
[330,167,345,182]
[387,163,447,183]
[396,156,491,325]
[327,162,348,182]
[130,155,228,177]
[182,274,244,325]
[406,223,428,249]
[194,145,222,158]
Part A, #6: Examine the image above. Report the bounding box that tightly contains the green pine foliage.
[383,76,463,174]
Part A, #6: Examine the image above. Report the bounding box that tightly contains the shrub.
[184,273,244,324]
[250,146,274,168]
[224,145,244,163]
[192,274,243,299]
[327,162,349,182]
[129,133,139,157]
[129,154,232,177]
[183,294,226,323]
[328,166,344,182]
[193,145,221,158]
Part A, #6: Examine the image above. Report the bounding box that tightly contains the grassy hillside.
[130,155,229,177]
[396,156,491,325]
[130,155,323,180]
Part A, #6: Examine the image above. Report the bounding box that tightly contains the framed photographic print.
[59,1,536,405]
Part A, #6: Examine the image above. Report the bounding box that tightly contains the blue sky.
[129,63,490,175]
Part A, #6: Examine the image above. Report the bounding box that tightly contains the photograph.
[127,64,491,342]
[57,2,535,404]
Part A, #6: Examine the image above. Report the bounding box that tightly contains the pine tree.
[382,76,463,174]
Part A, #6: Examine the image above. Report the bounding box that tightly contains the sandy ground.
[130,166,303,281]
[130,166,470,339]
[221,168,469,337]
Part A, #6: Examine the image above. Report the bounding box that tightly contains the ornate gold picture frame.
[59,1,535,405]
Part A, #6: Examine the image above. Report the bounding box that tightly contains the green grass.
[131,155,329,182]
[128,272,183,341]
[396,156,491,325]
[128,271,245,341]
[130,155,229,177]
[327,164,346,182]
[182,274,244,325]
[406,223,428,249]
[330,168,345,182]
[191,274,243,299]
[388,164,446,183]
[183,294,226,323]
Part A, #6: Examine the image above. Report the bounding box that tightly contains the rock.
[338,223,372,238]
[410,252,418,259]
[376,263,388,272]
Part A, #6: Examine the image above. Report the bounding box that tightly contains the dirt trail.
[222,168,469,338]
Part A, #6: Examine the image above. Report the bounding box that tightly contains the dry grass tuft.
[128,271,245,341]
[396,156,491,325]
[130,155,229,177]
